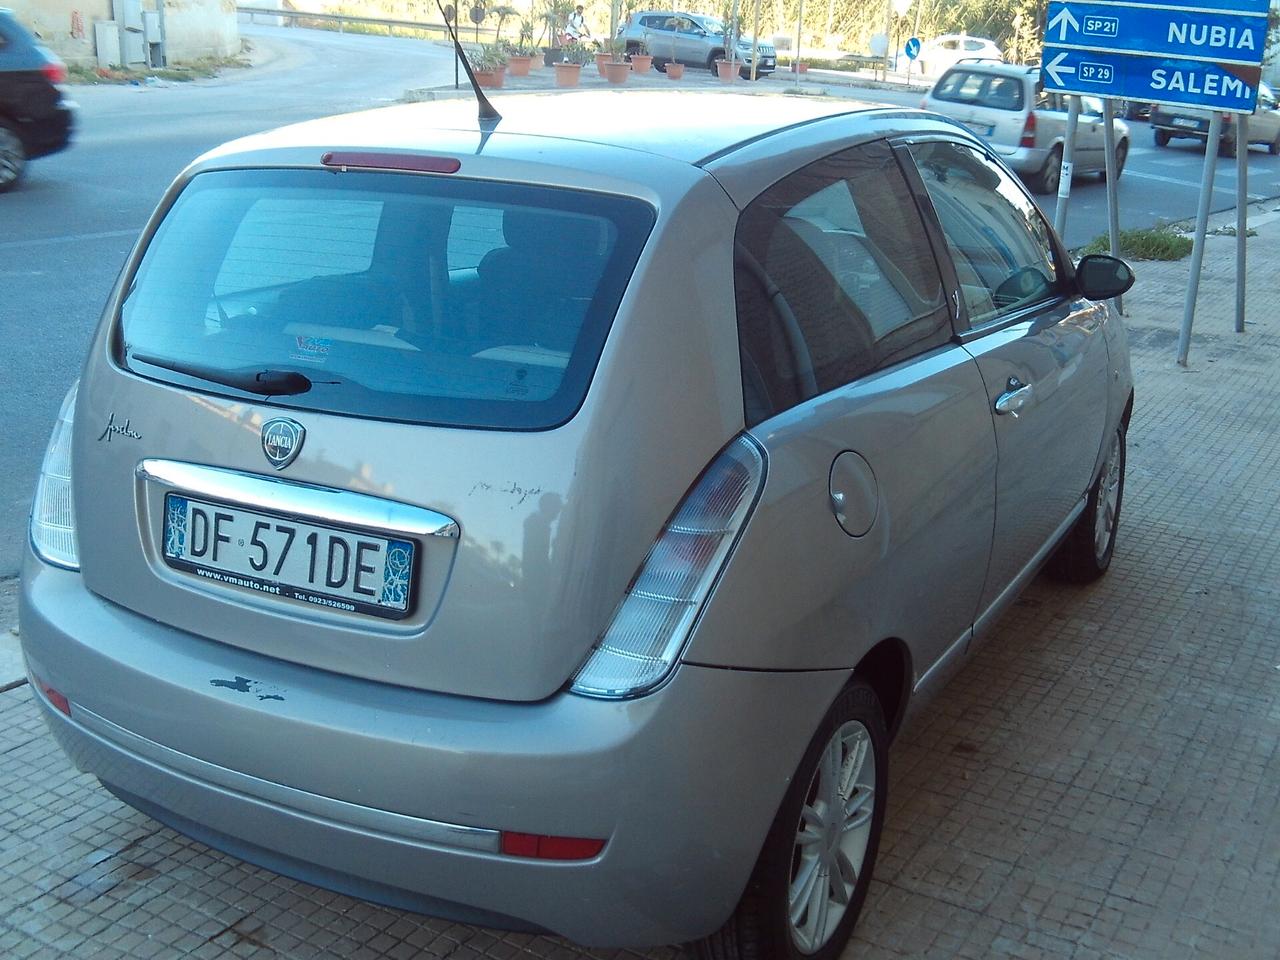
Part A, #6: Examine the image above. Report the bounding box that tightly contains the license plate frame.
[1171,118,1200,129]
[162,493,416,620]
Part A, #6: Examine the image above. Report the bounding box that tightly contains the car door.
[904,138,1110,630]
[1254,84,1280,144]
[731,138,996,678]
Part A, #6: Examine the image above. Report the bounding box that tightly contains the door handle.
[995,378,1033,418]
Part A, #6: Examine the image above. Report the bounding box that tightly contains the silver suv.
[924,61,1130,194]
[617,10,775,77]
[22,91,1133,957]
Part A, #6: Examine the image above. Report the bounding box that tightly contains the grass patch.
[65,47,251,85]
[1080,226,1193,261]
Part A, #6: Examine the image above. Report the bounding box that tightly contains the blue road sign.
[905,37,921,60]
[1042,0,1268,113]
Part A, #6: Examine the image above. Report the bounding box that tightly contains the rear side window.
[119,169,655,430]
[734,140,952,425]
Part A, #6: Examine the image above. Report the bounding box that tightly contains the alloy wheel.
[788,720,876,954]
[1093,431,1123,561]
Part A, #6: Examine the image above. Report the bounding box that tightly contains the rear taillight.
[41,60,68,84]
[570,435,765,699]
[1020,112,1037,147]
[30,382,80,570]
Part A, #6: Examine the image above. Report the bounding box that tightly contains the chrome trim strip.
[73,704,500,854]
[137,459,459,540]
[973,497,1087,639]
[913,627,973,694]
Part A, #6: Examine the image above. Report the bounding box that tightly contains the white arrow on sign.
[1045,50,1076,85]
[1048,6,1080,42]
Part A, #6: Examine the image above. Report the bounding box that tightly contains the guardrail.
[235,5,498,42]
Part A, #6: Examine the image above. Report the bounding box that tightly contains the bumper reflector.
[500,832,605,860]
[33,675,71,717]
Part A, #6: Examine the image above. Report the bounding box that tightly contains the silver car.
[924,62,1131,194]
[617,10,775,77]
[22,91,1134,957]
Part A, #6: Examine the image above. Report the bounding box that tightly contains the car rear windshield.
[932,70,1024,111]
[118,168,655,430]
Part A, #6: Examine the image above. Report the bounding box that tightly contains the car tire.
[654,57,668,73]
[1101,139,1128,180]
[1154,128,1170,147]
[1049,424,1126,583]
[1029,146,1062,195]
[1219,134,1237,159]
[708,51,723,75]
[0,122,26,194]
[686,680,887,960]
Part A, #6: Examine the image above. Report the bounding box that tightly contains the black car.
[0,8,75,192]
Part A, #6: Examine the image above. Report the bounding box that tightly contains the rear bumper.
[989,144,1050,174]
[19,551,845,947]
[22,100,75,159]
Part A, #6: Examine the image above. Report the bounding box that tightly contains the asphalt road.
[2,25,1279,576]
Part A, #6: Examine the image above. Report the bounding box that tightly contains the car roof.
[937,61,1028,79]
[200,92,885,169]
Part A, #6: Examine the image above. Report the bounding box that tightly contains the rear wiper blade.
[131,354,319,396]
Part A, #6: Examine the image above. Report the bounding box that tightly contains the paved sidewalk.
[2,210,1279,958]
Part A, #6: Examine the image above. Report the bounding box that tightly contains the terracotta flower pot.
[716,59,738,82]
[665,61,685,80]
[629,53,653,73]
[506,55,533,77]
[603,60,630,84]
[474,68,505,89]
[595,52,612,76]
[554,62,582,87]
[790,61,809,73]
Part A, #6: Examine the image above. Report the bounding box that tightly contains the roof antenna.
[435,0,501,129]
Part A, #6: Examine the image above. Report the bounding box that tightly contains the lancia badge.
[261,418,305,470]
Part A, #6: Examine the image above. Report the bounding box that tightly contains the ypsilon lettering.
[1167,23,1256,51]
[1150,68,1250,100]
[97,412,142,442]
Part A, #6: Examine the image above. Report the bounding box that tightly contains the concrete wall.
[5,0,239,66]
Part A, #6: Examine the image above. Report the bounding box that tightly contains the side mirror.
[1075,254,1135,300]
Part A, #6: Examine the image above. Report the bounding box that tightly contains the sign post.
[1039,0,1269,363]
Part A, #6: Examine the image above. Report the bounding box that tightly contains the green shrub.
[1080,227,1193,261]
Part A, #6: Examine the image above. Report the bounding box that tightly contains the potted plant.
[593,38,613,76]
[601,36,630,84]
[540,0,573,66]
[716,12,740,82]
[554,39,591,87]
[471,43,508,88]
[505,20,538,75]
[659,18,685,79]
[629,37,653,73]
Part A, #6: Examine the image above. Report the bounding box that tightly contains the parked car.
[924,62,1131,194]
[616,10,775,77]
[916,33,1002,76]
[21,90,1134,958]
[0,7,75,191]
[1150,83,1280,157]
[1118,99,1150,121]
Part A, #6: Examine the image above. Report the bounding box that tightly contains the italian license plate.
[964,121,995,137]
[1172,118,1199,128]
[761,58,775,68]
[162,494,415,619]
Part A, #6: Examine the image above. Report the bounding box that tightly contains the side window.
[213,197,381,297]
[908,140,1060,326]
[447,205,506,272]
[734,140,951,425]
